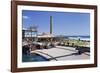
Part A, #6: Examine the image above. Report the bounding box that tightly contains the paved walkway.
[31,46,90,61]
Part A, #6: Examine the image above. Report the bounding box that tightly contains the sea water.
[67,36,90,41]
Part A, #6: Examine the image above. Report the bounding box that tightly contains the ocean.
[66,36,90,41]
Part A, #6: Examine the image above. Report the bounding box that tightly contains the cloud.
[23,16,29,19]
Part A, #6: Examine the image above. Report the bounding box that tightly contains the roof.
[37,33,54,38]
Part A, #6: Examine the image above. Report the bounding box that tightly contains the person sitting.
[22,45,30,55]
[36,44,41,49]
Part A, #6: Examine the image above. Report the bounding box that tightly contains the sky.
[22,10,90,36]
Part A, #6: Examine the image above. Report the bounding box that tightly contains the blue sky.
[22,10,90,36]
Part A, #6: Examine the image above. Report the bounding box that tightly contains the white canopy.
[37,34,54,38]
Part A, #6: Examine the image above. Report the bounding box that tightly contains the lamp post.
[50,16,53,43]
[50,16,52,34]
